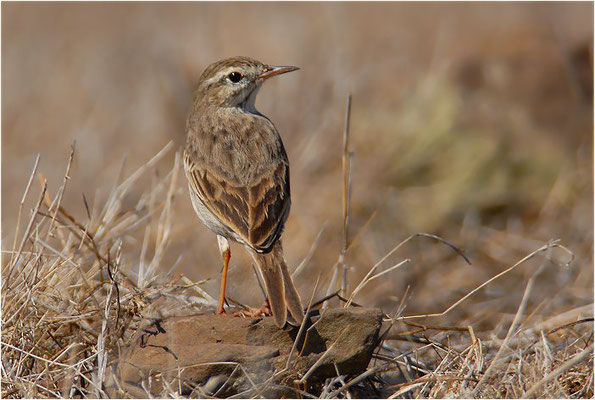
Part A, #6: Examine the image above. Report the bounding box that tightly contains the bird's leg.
[217,250,230,314]
[216,236,231,315]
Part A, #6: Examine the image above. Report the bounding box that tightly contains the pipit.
[183,56,304,327]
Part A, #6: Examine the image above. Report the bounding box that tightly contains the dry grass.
[2,2,593,398]
[1,144,217,397]
[2,120,592,398]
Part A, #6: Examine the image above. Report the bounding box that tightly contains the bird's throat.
[238,86,261,114]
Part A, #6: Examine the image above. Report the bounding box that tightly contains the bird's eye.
[228,72,242,83]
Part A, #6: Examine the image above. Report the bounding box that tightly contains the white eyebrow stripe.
[204,76,221,86]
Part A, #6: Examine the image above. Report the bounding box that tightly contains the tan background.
[2,3,592,327]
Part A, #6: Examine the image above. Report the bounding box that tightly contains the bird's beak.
[258,65,299,80]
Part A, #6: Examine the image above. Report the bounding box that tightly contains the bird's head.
[195,56,298,109]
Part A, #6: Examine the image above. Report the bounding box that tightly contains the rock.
[108,307,383,397]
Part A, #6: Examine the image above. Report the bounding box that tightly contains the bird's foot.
[232,298,272,318]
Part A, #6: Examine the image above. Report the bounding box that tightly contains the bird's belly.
[188,185,244,243]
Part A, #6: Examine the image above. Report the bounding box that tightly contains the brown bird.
[183,56,304,327]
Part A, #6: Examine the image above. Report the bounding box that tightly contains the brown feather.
[249,241,303,327]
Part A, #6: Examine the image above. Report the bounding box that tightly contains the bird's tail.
[250,242,304,327]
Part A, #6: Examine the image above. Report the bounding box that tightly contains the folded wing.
[184,153,290,253]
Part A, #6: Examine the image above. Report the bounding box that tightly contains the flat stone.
[108,307,383,397]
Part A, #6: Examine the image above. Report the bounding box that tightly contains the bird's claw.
[232,299,272,318]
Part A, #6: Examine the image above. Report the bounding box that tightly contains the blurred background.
[2,3,593,329]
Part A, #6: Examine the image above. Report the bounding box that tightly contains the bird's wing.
[184,151,290,253]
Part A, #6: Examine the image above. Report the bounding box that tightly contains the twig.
[45,143,76,244]
[347,259,410,307]
[340,93,353,298]
[396,241,567,321]
[4,180,47,288]
[386,321,471,339]
[298,327,348,384]
[345,232,469,308]
[329,358,399,398]
[547,318,594,335]
[284,274,321,370]
[322,260,340,310]
[10,154,40,267]
[292,223,327,278]
[345,209,377,253]
[310,290,341,309]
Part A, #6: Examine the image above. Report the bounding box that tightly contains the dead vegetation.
[1,143,216,397]
[2,125,592,398]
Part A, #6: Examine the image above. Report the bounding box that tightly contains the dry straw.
[2,116,592,397]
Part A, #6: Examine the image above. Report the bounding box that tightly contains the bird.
[183,56,304,328]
